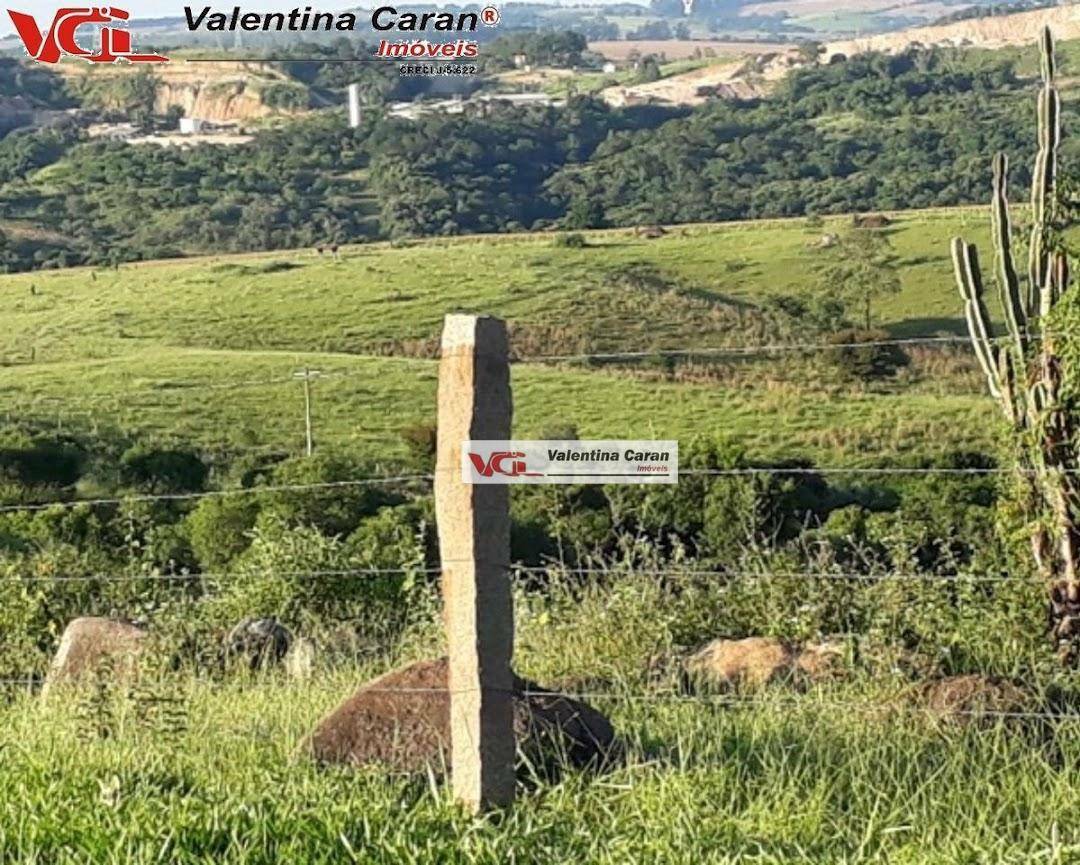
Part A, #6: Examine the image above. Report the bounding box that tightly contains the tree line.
[0,45,1067,270]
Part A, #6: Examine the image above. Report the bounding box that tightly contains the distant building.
[179,117,205,135]
[602,61,617,74]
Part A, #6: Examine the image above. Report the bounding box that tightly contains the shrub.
[400,423,437,470]
[259,454,402,538]
[118,444,208,494]
[553,232,587,249]
[185,496,260,572]
[825,328,909,381]
[0,437,85,487]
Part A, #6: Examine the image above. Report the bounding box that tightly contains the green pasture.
[0,208,989,365]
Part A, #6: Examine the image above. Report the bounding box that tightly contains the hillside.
[601,6,1080,107]
[823,2,1080,58]
[0,208,1002,465]
[52,56,308,122]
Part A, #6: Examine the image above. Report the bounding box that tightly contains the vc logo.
[468,451,541,478]
[7,7,168,64]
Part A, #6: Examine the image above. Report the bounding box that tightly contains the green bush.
[119,444,208,494]
[553,232,587,249]
[185,495,259,572]
[259,454,402,538]
[825,328,910,381]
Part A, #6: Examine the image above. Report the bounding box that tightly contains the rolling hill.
[0,208,1004,467]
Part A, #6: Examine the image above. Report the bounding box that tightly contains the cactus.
[951,27,1080,663]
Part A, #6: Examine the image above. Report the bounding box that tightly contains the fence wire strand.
[0,474,434,513]
[2,676,1078,722]
[0,566,1037,584]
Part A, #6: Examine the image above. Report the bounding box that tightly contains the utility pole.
[292,368,322,456]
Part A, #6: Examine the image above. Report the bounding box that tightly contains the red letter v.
[8,10,46,59]
[468,453,495,476]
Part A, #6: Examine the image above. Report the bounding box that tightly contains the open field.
[0,208,1002,465]
[0,209,990,362]
[0,562,1074,863]
[0,348,997,465]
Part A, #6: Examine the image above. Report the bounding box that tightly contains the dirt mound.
[601,55,790,107]
[54,61,298,122]
[683,636,845,690]
[42,617,146,695]
[300,657,618,775]
[911,674,1032,721]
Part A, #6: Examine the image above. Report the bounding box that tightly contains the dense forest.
[547,50,1043,225]
[0,45,1065,270]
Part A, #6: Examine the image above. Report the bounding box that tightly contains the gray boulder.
[225,617,293,670]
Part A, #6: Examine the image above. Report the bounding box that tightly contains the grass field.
[6,678,1080,864]
[0,208,1003,465]
[0,205,1069,862]
[1,209,987,361]
[0,564,1074,865]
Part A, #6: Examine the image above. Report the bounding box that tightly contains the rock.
[684,636,847,690]
[684,636,793,690]
[910,674,1031,722]
[816,232,839,248]
[42,617,146,695]
[300,657,617,777]
[225,617,292,670]
[285,637,316,681]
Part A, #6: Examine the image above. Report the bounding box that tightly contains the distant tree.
[796,40,823,63]
[818,230,901,330]
[638,56,663,83]
[564,195,606,230]
[627,19,672,40]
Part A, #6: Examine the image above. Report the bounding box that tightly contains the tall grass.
[4,673,1080,863]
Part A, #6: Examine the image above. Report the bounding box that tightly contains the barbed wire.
[2,462,1071,516]
[2,676,1077,721]
[681,467,1025,476]
[0,565,1036,585]
[0,332,1015,400]
[0,474,434,514]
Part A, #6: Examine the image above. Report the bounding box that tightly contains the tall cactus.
[951,26,1080,663]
